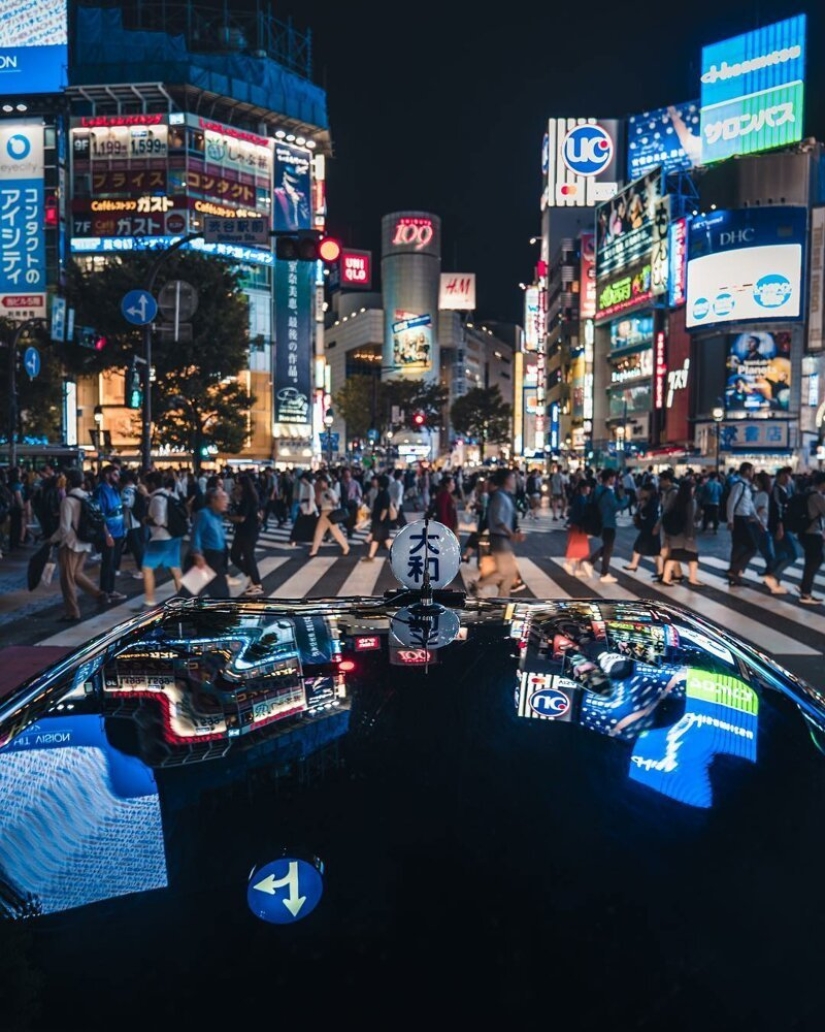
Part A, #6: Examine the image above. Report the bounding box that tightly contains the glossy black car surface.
[1,591,824,1028]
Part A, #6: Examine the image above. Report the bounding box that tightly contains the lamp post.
[324,407,334,468]
[712,403,724,473]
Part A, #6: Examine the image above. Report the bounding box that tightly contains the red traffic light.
[317,236,342,263]
[412,411,425,427]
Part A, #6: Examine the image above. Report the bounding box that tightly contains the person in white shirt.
[50,467,109,621]
[726,461,759,587]
[388,469,405,528]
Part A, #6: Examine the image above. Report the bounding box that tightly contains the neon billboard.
[0,0,67,95]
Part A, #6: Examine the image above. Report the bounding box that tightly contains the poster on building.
[626,101,702,181]
[439,273,476,310]
[274,260,313,425]
[0,120,46,320]
[273,142,312,232]
[724,331,792,414]
[392,314,433,371]
[595,170,662,279]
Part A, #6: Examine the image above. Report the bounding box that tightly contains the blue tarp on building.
[71,7,329,130]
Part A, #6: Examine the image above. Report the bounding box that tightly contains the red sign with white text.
[340,249,372,289]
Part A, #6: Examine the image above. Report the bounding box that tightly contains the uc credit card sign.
[699,14,807,163]
[0,0,69,95]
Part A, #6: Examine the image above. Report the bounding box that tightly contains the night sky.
[269,1,821,326]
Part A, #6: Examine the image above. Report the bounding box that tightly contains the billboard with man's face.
[724,331,792,414]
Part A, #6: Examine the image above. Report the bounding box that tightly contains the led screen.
[686,207,805,328]
[0,0,67,95]
[392,314,433,371]
[724,330,791,414]
[626,102,701,180]
[596,170,662,279]
[699,14,806,164]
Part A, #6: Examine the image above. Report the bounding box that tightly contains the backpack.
[388,499,399,522]
[73,493,107,548]
[581,489,603,536]
[131,488,148,525]
[783,489,814,536]
[164,492,190,538]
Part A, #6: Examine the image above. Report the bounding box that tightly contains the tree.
[383,379,449,429]
[333,374,385,440]
[450,385,512,461]
[0,318,63,443]
[64,251,255,473]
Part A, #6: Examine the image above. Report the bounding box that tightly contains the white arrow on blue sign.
[121,289,158,326]
[23,346,40,379]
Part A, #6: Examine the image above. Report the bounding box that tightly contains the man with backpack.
[138,470,184,608]
[49,467,109,621]
[725,461,759,587]
[31,462,61,541]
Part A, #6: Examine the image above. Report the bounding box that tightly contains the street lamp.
[712,403,724,472]
[323,407,334,468]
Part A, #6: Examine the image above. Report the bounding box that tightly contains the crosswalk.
[37,532,825,662]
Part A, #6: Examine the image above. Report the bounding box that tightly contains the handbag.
[327,507,348,524]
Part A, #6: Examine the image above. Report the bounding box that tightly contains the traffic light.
[411,411,426,429]
[125,360,143,409]
[275,232,342,264]
[78,327,107,351]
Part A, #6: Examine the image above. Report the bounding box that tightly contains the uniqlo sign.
[340,249,372,289]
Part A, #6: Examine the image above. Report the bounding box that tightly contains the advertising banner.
[274,260,313,426]
[0,120,46,320]
[523,286,542,351]
[542,118,621,208]
[83,124,169,162]
[699,14,807,164]
[610,313,654,351]
[595,262,652,323]
[720,420,790,450]
[201,120,272,179]
[273,142,312,232]
[596,170,662,279]
[338,249,372,290]
[579,232,596,319]
[0,0,68,95]
[626,101,702,180]
[384,212,441,258]
[439,273,476,311]
[686,206,805,328]
[668,217,688,308]
[724,330,791,414]
[392,314,433,371]
[72,197,182,240]
[808,207,825,352]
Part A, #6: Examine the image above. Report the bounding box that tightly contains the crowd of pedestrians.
[3,456,825,616]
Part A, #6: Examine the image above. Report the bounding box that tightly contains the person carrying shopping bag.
[309,474,350,557]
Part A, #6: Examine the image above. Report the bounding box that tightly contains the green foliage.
[333,375,381,439]
[63,253,254,470]
[450,385,512,459]
[0,318,63,442]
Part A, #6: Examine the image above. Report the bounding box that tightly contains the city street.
[1,504,823,693]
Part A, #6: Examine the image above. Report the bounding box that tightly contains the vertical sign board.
[699,14,807,165]
[0,0,68,95]
[0,120,46,320]
[543,118,621,208]
[808,207,825,352]
[274,260,313,426]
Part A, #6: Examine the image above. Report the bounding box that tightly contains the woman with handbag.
[309,474,350,557]
[227,473,265,596]
[290,470,318,546]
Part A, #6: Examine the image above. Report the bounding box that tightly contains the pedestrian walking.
[752,470,779,590]
[120,469,148,576]
[93,464,127,603]
[361,473,394,561]
[564,478,592,576]
[138,470,184,608]
[432,474,459,533]
[766,466,796,595]
[309,474,350,557]
[550,465,566,520]
[339,467,363,539]
[185,485,231,598]
[725,461,759,587]
[660,477,702,586]
[797,470,825,605]
[227,473,266,595]
[699,471,723,533]
[49,467,109,620]
[389,469,406,529]
[586,468,620,583]
[623,481,662,577]
[468,468,524,597]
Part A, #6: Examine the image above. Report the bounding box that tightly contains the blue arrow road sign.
[121,289,158,326]
[23,346,40,379]
[247,857,324,925]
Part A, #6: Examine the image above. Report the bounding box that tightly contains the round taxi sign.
[390,520,461,591]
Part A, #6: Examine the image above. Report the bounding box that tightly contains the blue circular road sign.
[23,346,40,379]
[247,857,324,925]
[121,289,158,326]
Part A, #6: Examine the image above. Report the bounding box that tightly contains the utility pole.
[6,318,46,470]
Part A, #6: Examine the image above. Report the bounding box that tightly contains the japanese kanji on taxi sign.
[390,521,461,590]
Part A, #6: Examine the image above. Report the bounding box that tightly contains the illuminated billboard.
[626,102,701,181]
[0,120,46,320]
[439,273,476,311]
[0,0,67,95]
[542,118,621,208]
[338,249,372,290]
[686,207,805,328]
[724,330,791,414]
[699,14,807,164]
[273,141,311,232]
[523,286,542,351]
[392,313,433,371]
[579,232,596,319]
[595,263,652,323]
[274,260,313,426]
[595,170,662,280]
